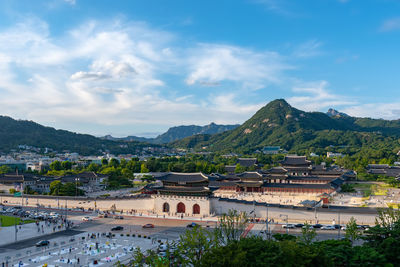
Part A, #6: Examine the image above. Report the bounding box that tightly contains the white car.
[321,225,335,230]
[282,224,296,229]
[82,216,92,221]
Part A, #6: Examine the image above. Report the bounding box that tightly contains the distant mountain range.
[0,116,155,155]
[1,99,400,156]
[172,99,400,154]
[101,123,239,144]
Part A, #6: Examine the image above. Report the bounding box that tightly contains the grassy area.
[0,215,35,227]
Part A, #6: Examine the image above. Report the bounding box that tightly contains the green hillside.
[0,116,156,155]
[171,99,400,155]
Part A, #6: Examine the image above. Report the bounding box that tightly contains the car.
[114,216,124,219]
[82,216,92,221]
[111,226,124,231]
[341,226,347,230]
[186,222,199,228]
[294,223,304,228]
[35,240,50,247]
[143,223,155,228]
[282,224,295,229]
[321,225,336,230]
[313,224,323,229]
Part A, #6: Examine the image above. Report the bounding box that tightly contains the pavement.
[0,220,68,246]
[0,232,159,267]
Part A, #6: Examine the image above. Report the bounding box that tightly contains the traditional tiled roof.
[262,183,334,189]
[236,172,263,179]
[367,164,389,169]
[237,158,257,167]
[281,155,311,166]
[267,167,288,174]
[157,186,210,193]
[158,172,209,183]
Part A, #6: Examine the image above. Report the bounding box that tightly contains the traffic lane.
[0,229,83,250]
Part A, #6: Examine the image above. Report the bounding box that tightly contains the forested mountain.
[0,116,155,155]
[172,99,400,155]
[102,123,239,144]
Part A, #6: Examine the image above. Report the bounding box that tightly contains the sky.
[0,0,400,137]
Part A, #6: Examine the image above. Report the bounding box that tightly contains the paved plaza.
[0,232,159,267]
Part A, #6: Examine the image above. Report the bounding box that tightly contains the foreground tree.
[215,209,249,245]
[345,217,361,243]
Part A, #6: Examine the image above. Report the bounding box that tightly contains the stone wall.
[154,195,210,217]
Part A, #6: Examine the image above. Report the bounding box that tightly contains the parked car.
[111,226,124,231]
[35,240,50,247]
[341,226,347,230]
[114,216,124,219]
[82,216,92,221]
[143,224,155,228]
[294,223,304,228]
[282,224,296,229]
[313,224,323,229]
[321,225,336,230]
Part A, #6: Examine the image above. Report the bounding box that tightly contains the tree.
[176,225,215,266]
[0,165,11,174]
[101,158,108,166]
[140,163,149,173]
[298,222,316,245]
[215,209,249,245]
[345,217,361,242]
[50,160,62,171]
[87,163,100,172]
[234,164,245,173]
[109,158,120,168]
[49,180,62,195]
[61,161,72,170]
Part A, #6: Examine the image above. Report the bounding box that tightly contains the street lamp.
[280,214,288,235]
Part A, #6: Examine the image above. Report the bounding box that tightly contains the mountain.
[327,108,349,118]
[0,116,156,155]
[172,99,400,154]
[102,123,239,144]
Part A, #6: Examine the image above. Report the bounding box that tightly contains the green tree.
[345,217,361,242]
[215,209,249,245]
[0,165,11,174]
[140,163,149,173]
[61,161,72,170]
[49,180,62,195]
[50,160,62,171]
[101,158,108,166]
[298,222,316,245]
[234,163,245,173]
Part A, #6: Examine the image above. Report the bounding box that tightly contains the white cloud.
[64,0,76,5]
[342,103,400,120]
[185,44,290,90]
[288,80,356,111]
[380,17,400,32]
[293,40,323,58]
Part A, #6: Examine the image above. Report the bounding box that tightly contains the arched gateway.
[177,202,186,213]
[162,202,169,212]
[193,204,200,214]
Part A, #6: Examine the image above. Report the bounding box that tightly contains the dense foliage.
[128,208,400,267]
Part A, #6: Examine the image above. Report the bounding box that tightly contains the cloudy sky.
[0,0,400,137]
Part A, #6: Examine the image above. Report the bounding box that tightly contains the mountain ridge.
[101,122,239,144]
[172,99,400,154]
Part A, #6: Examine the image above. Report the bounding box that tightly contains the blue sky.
[0,0,400,137]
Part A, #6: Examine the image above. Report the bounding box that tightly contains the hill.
[0,116,155,155]
[102,123,239,144]
[171,99,400,154]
